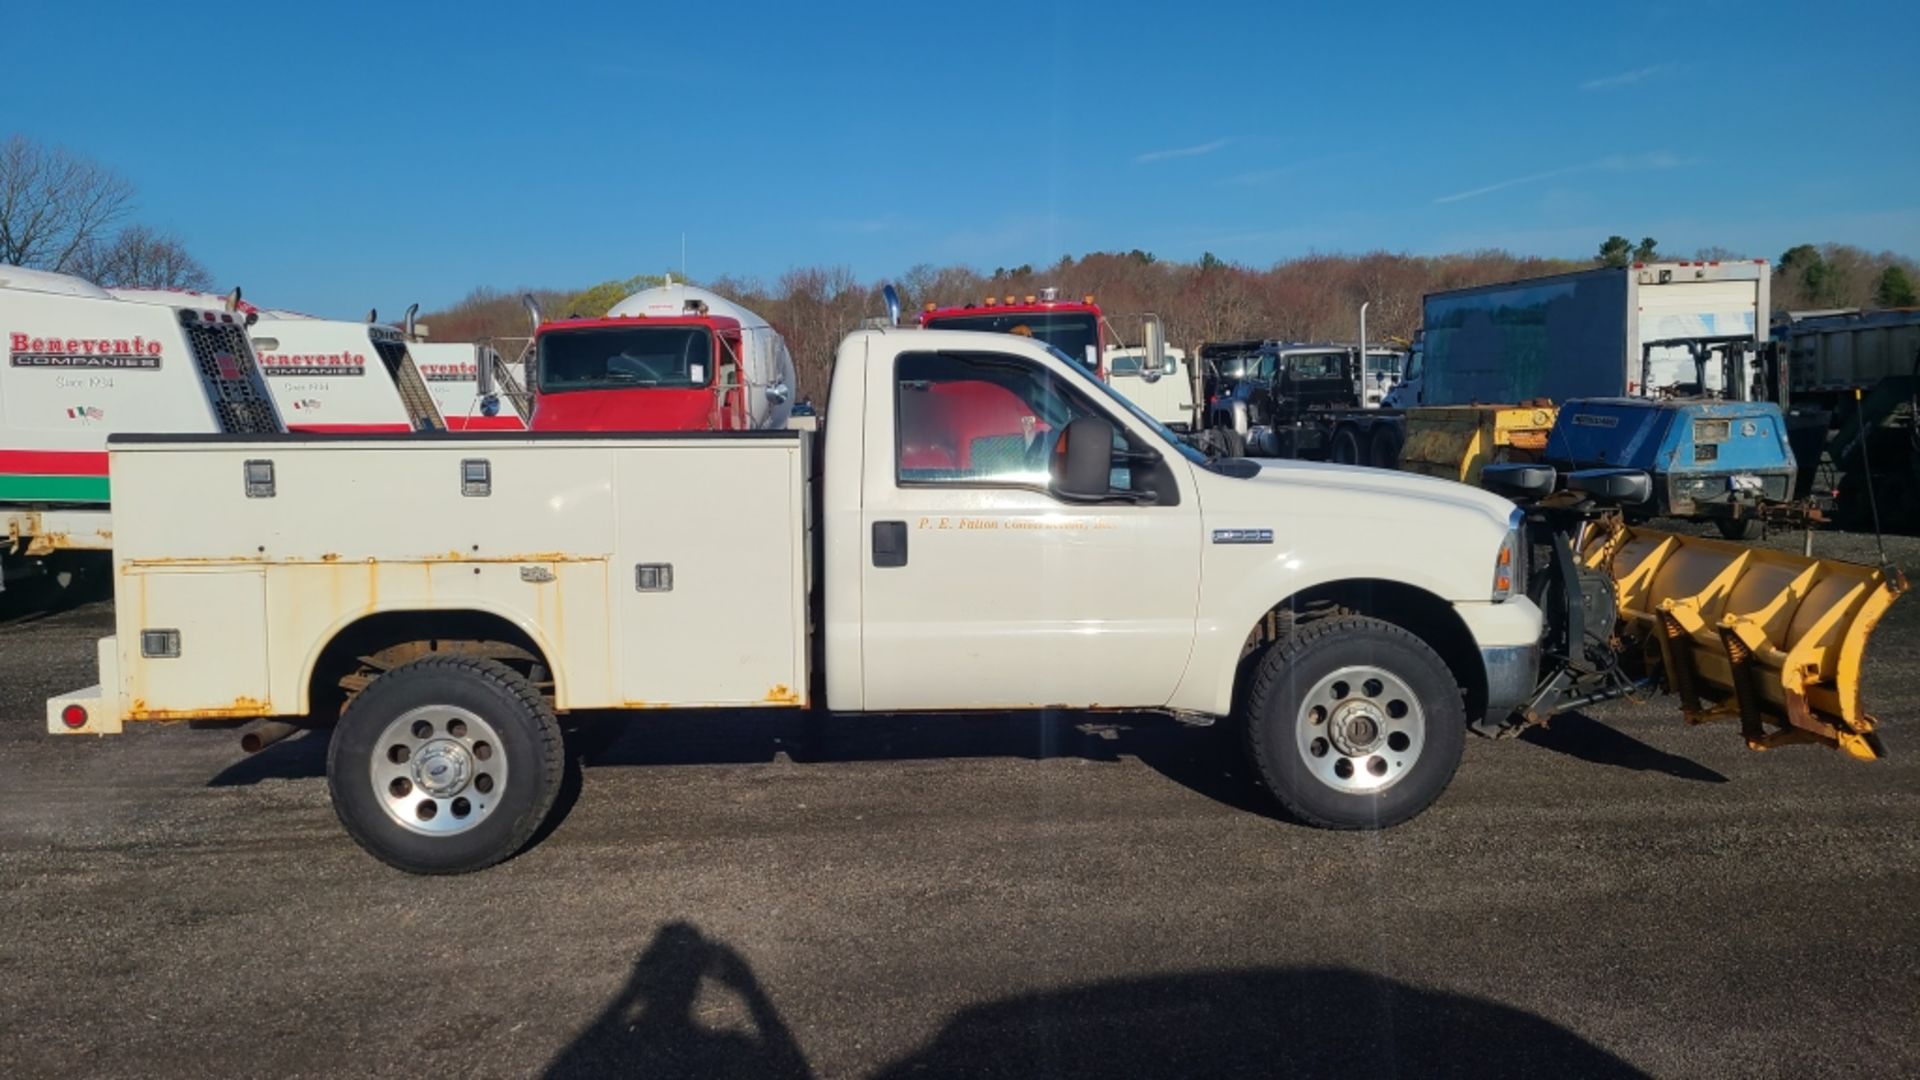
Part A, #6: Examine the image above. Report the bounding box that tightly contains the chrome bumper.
[1481,643,1540,715]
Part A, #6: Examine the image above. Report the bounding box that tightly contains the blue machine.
[1545,398,1797,528]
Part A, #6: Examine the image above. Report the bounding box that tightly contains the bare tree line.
[0,134,212,291]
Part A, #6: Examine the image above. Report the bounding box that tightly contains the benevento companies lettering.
[9,331,163,370]
[260,350,367,377]
[420,361,477,383]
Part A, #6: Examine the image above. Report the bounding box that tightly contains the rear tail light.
[61,704,87,729]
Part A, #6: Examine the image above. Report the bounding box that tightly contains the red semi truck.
[920,288,1107,379]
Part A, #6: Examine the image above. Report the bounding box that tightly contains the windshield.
[926,312,1100,370]
[537,325,713,392]
[1284,352,1348,378]
[1041,344,1209,469]
[1366,352,1402,375]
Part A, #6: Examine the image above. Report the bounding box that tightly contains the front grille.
[184,321,281,434]
[372,338,442,431]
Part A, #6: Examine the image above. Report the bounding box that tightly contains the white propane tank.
[606,282,797,430]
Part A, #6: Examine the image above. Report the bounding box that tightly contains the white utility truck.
[49,327,1542,872]
[1,267,281,594]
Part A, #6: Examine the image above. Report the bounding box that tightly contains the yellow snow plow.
[1478,463,1903,759]
[1603,526,1904,759]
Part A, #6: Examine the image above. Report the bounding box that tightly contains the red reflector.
[60,704,87,729]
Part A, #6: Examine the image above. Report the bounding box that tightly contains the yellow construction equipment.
[1599,524,1905,759]
[1399,404,1556,485]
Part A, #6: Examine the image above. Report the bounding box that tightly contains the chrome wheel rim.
[1295,665,1425,794]
[370,705,507,835]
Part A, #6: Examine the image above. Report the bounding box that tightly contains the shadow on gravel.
[209,710,1276,820]
[545,921,1647,1080]
[1519,712,1728,783]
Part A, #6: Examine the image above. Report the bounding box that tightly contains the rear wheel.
[1241,615,1465,829]
[1713,517,1756,541]
[327,656,563,874]
[1216,428,1248,458]
[1330,427,1362,465]
[1368,426,1404,470]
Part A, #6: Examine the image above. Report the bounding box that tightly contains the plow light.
[60,704,87,729]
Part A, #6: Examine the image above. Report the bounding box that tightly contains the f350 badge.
[1212,528,1273,545]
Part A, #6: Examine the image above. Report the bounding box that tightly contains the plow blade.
[1602,527,1905,759]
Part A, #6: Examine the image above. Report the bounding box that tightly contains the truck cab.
[920,291,1107,378]
[529,284,795,433]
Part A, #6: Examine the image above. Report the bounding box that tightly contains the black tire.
[1713,517,1756,541]
[1240,615,1465,829]
[327,656,564,874]
[1368,426,1404,470]
[1330,427,1363,465]
[1222,428,1248,458]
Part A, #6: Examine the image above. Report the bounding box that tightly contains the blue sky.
[7,0,1914,318]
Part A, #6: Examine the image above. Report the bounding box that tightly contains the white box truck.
[1387,260,1772,408]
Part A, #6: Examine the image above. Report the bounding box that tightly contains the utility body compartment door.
[858,345,1201,711]
[612,440,808,707]
[118,568,271,719]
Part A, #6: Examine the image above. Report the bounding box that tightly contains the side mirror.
[475,349,496,397]
[882,284,901,327]
[1050,416,1116,499]
[1142,314,1167,382]
[766,383,790,406]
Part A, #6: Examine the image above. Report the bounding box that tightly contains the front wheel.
[1240,615,1465,829]
[327,656,564,874]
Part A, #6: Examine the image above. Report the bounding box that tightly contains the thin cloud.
[1134,139,1229,164]
[1434,152,1685,205]
[1581,64,1671,91]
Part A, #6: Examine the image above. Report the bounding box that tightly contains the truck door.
[859,347,1202,711]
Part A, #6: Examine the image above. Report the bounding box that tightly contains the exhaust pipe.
[522,293,543,332]
[404,302,420,342]
[240,720,301,754]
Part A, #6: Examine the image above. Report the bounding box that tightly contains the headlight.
[1493,508,1526,602]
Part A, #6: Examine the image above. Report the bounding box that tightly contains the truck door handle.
[872,521,908,568]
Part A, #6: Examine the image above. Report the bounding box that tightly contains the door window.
[894,350,1138,491]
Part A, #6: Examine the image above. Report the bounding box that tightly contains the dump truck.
[1,266,281,596]
[47,325,1900,874]
[1198,340,1410,463]
[1770,308,1920,528]
[529,283,796,433]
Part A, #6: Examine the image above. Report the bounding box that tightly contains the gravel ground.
[1,524,1916,1079]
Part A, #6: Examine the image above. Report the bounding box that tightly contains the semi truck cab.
[921,291,1106,378]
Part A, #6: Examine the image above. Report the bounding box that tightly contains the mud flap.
[1603,526,1904,759]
